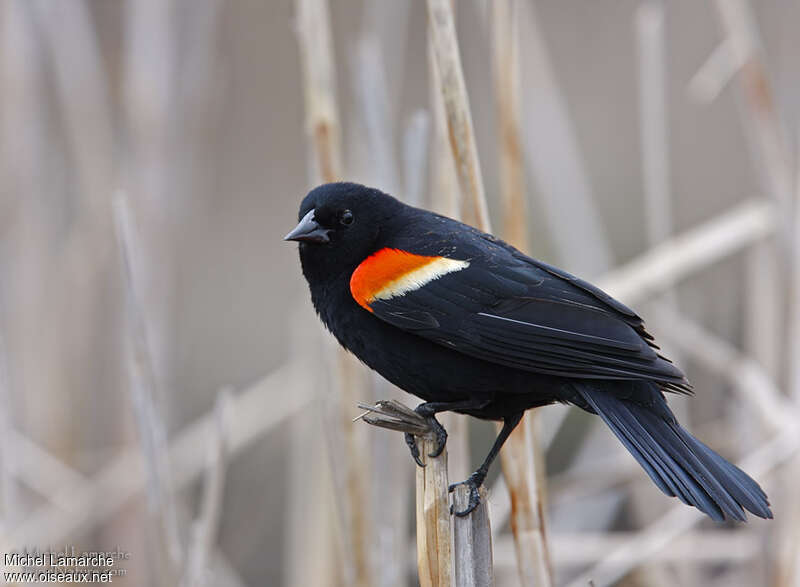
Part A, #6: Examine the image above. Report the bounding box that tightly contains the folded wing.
[352,245,690,393]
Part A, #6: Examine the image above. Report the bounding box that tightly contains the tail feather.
[674,426,772,519]
[575,385,772,522]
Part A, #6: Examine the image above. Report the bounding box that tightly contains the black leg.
[449,411,523,517]
[404,398,491,466]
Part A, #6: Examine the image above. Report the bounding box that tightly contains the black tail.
[574,384,772,521]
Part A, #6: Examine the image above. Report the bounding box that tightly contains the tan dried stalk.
[598,198,776,304]
[416,436,453,587]
[711,0,788,382]
[426,1,512,583]
[295,0,342,184]
[294,1,372,584]
[112,193,182,578]
[426,0,490,230]
[492,0,553,585]
[453,486,493,586]
[355,399,453,586]
[427,22,470,486]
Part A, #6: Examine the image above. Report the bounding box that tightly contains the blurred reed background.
[1,0,799,585]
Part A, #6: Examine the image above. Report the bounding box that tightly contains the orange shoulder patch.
[350,248,469,311]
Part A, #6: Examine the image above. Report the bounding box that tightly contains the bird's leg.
[449,411,523,517]
[404,398,491,466]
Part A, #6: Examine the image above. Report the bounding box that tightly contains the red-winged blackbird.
[286,182,771,521]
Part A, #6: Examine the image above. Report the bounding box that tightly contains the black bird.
[285,182,772,521]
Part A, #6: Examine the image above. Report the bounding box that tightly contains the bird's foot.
[404,406,448,466]
[424,414,448,458]
[414,405,448,458]
[449,472,484,517]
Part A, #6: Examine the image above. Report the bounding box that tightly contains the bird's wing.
[350,244,690,392]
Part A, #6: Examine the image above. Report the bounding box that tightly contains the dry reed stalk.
[295,0,342,184]
[428,32,460,219]
[27,1,117,522]
[495,417,551,587]
[112,193,183,579]
[492,0,552,584]
[425,45,471,585]
[636,1,673,250]
[427,2,509,581]
[772,130,800,587]
[493,0,526,248]
[121,3,184,582]
[492,530,761,567]
[426,0,490,230]
[5,431,89,511]
[744,239,782,379]
[362,0,412,126]
[181,388,232,587]
[29,0,113,224]
[711,0,793,217]
[351,36,401,194]
[354,399,453,586]
[333,349,374,587]
[453,486,493,586]
[0,1,52,539]
[687,38,745,104]
[710,0,789,382]
[287,408,337,587]
[790,132,800,402]
[598,198,776,304]
[295,1,374,584]
[416,435,453,587]
[427,25,470,484]
[285,308,338,587]
[122,0,178,397]
[774,456,800,587]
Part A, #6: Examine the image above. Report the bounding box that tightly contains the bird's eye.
[340,210,354,226]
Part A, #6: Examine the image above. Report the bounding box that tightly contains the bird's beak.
[284,209,331,244]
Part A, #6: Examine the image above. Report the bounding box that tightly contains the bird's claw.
[449,474,482,517]
[426,415,447,458]
[404,408,448,466]
[405,432,425,467]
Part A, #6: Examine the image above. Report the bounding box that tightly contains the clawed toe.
[408,405,448,460]
[426,416,448,458]
[405,432,425,467]
[449,475,482,517]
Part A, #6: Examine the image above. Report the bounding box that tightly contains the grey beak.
[284,209,331,244]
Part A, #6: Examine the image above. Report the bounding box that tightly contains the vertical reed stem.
[493,1,553,584]
[416,436,452,587]
[426,0,491,230]
[294,1,373,584]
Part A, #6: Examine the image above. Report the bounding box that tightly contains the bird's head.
[285,182,403,279]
